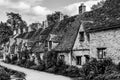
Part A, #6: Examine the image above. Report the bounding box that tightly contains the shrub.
[0,68,10,80]
[43,50,58,69]
[24,60,35,68]
[30,64,45,71]
[80,58,116,80]
[65,66,81,77]
[46,66,57,73]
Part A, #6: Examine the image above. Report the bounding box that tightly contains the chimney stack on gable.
[79,3,86,14]
[42,20,48,29]
[28,26,33,32]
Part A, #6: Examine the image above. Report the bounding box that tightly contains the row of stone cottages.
[2,3,120,67]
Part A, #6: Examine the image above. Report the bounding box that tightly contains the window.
[49,41,52,49]
[45,40,48,47]
[97,48,106,59]
[60,55,65,60]
[79,32,84,42]
[87,33,90,41]
[84,55,90,63]
[76,56,82,65]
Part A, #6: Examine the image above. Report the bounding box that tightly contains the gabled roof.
[15,32,28,38]
[30,28,43,41]
[31,24,56,53]
[52,15,81,51]
[32,43,45,53]
[79,1,120,33]
[84,20,120,33]
[32,15,81,53]
[23,31,36,39]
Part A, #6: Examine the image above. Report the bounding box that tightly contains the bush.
[80,58,116,80]
[24,60,35,68]
[43,50,58,69]
[30,64,45,71]
[0,68,10,80]
[46,66,57,73]
[65,66,81,77]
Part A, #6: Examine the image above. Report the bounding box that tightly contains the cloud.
[32,6,52,16]
[62,0,103,16]
[0,0,31,10]
[0,0,52,23]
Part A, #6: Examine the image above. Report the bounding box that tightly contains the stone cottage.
[84,22,120,64]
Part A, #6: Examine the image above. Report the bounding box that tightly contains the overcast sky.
[0,0,102,24]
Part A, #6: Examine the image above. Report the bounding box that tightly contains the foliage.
[0,22,12,44]
[91,0,105,10]
[29,22,41,31]
[43,50,58,69]
[80,58,117,80]
[0,67,10,80]
[0,66,26,79]
[83,0,120,31]
[47,11,64,25]
[7,12,27,30]
[24,60,35,68]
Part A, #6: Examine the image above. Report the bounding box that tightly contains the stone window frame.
[59,55,65,61]
[97,47,106,59]
[76,56,82,65]
[79,31,85,42]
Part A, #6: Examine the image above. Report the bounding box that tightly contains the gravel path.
[0,62,72,80]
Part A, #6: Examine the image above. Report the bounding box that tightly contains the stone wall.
[72,23,90,67]
[90,29,120,64]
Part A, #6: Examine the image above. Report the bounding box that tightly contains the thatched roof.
[23,31,36,39]
[54,16,81,51]
[32,15,81,53]
[15,32,28,38]
[31,23,57,53]
[32,43,45,53]
[30,28,43,41]
[79,0,120,33]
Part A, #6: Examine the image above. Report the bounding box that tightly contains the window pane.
[60,55,65,61]
[76,56,82,65]
[97,48,106,59]
[79,32,84,42]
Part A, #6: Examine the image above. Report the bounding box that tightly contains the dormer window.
[79,32,84,42]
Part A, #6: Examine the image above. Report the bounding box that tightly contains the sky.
[0,0,102,25]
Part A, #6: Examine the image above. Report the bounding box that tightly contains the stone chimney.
[37,23,42,29]
[28,26,32,32]
[13,29,18,35]
[42,20,48,29]
[18,28,21,34]
[23,27,26,33]
[59,12,64,21]
[79,3,86,14]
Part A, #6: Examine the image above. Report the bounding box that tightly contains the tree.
[29,22,41,31]
[91,0,105,10]
[0,22,12,44]
[6,12,27,30]
[47,11,64,25]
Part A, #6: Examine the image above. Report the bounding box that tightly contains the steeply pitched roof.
[32,15,81,53]
[32,43,45,53]
[15,32,28,38]
[31,24,57,53]
[23,31,36,39]
[79,1,120,33]
[53,15,81,51]
[30,28,43,41]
